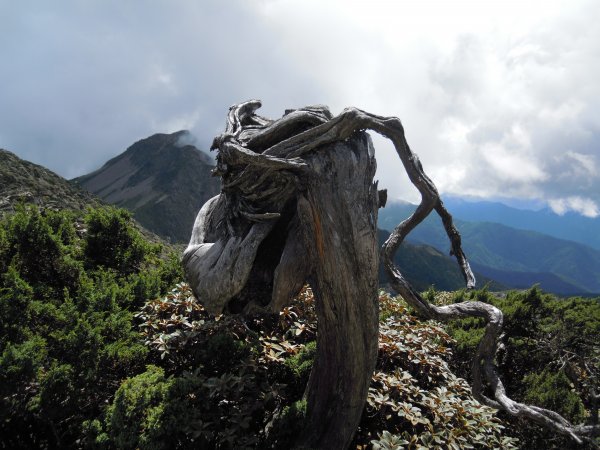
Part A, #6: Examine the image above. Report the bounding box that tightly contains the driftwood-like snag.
[183,100,597,448]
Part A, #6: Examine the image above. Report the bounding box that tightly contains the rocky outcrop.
[0,149,99,213]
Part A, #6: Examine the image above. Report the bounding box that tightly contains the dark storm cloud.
[0,1,326,178]
[1,0,598,216]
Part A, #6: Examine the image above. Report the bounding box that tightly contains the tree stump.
[295,133,379,449]
[183,101,380,448]
[183,100,598,448]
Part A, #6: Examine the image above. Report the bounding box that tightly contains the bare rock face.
[74,131,220,242]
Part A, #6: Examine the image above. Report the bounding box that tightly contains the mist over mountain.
[73,131,220,243]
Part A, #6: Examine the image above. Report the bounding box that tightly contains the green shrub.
[101,363,272,449]
[0,265,33,346]
[3,205,589,448]
[523,369,585,423]
[134,286,518,449]
[265,399,307,449]
[284,340,316,379]
[283,340,316,397]
[3,206,83,299]
[0,205,182,448]
[0,335,47,398]
[357,293,518,449]
[204,332,252,375]
[442,286,599,449]
[84,206,157,275]
[104,365,179,450]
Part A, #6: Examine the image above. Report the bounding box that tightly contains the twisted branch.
[187,100,598,446]
[258,103,597,445]
[316,108,597,446]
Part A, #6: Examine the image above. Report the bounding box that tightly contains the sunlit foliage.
[0,205,181,448]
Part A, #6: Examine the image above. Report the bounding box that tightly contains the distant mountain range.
[377,230,505,293]
[73,131,220,243]
[4,132,598,296]
[379,201,600,295]
[443,196,600,251]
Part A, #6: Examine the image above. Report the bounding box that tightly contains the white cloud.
[549,196,599,218]
[483,143,548,183]
[0,0,598,215]
[564,151,596,177]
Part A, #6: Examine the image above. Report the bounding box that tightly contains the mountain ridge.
[0,148,101,213]
[73,130,220,242]
[443,196,600,250]
[379,200,600,294]
[377,229,506,292]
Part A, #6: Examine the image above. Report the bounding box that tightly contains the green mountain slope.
[73,131,220,243]
[377,229,505,292]
[0,149,100,213]
[470,264,585,295]
[443,196,600,250]
[458,221,600,293]
[379,201,600,294]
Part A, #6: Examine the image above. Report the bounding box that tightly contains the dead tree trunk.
[295,134,379,449]
[183,100,598,448]
[183,103,380,448]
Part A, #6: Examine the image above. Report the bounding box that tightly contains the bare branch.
[184,100,598,447]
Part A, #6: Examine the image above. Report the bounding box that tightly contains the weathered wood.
[185,102,381,448]
[182,194,276,315]
[295,134,379,449]
[184,100,598,448]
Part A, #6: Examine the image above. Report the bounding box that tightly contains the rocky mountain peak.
[73,131,220,243]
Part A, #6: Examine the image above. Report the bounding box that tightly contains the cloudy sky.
[1,0,599,216]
